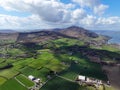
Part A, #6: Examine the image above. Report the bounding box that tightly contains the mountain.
[59,26,98,38]
[0,26,119,90]
[0,33,18,42]
[17,26,99,43]
[0,29,17,33]
[17,30,76,43]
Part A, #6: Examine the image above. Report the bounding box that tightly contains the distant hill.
[58,26,98,38]
[0,29,17,33]
[0,26,101,44]
[93,30,120,44]
[17,30,76,43]
[0,30,19,42]
[17,26,99,43]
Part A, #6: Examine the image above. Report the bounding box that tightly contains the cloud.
[0,14,21,28]
[0,14,73,29]
[72,9,86,20]
[97,17,120,25]
[72,0,108,15]
[0,0,120,30]
[94,4,108,15]
[1,13,120,30]
[0,14,47,29]
[81,15,97,26]
[0,0,74,22]
[73,0,99,8]
[82,16,120,30]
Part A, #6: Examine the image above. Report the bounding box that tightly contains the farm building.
[28,75,41,84]
[76,75,102,86]
[77,75,86,81]
[34,78,40,83]
[28,75,35,80]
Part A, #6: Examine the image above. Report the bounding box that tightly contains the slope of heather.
[17,31,76,43]
[59,26,98,39]
[17,26,99,43]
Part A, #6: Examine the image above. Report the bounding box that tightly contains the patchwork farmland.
[0,37,118,90]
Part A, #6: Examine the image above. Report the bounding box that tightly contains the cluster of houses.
[28,75,41,84]
[76,75,103,88]
[28,75,42,90]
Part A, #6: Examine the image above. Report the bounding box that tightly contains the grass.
[45,59,67,72]
[0,69,19,79]
[7,48,24,56]
[52,38,84,48]
[0,39,15,45]
[0,63,9,69]
[0,38,118,90]
[0,77,7,85]
[101,45,119,52]
[16,74,34,87]
[20,66,38,76]
[53,51,107,81]
[29,50,67,72]
[36,68,50,81]
[29,51,53,69]
[104,86,115,90]
[0,79,27,90]
[13,58,34,70]
[0,58,5,64]
[60,60,107,81]
[40,76,95,90]
[20,66,50,82]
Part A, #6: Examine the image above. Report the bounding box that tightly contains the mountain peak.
[59,26,98,38]
[67,26,84,29]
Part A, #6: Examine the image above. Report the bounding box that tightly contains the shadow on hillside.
[53,45,120,63]
[17,42,43,58]
[51,45,120,81]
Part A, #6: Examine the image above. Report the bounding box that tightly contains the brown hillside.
[59,26,98,39]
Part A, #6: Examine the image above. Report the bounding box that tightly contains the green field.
[28,50,67,72]
[0,38,119,90]
[20,67,50,82]
[0,77,7,85]
[54,51,108,81]
[60,61,107,81]
[7,48,24,56]
[40,77,95,90]
[52,38,84,48]
[0,79,27,90]
[0,69,19,79]
[16,74,34,87]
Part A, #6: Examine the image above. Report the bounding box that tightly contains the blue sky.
[0,0,120,30]
[101,0,120,16]
[0,7,31,17]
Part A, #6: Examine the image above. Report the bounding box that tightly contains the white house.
[78,75,86,81]
[28,75,35,80]
[34,78,40,83]
[76,75,103,87]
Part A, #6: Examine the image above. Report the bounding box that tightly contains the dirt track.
[102,65,120,90]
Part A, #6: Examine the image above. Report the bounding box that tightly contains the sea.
[93,30,120,44]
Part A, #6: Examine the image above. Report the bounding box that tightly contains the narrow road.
[39,78,52,89]
[56,75,75,83]
[15,77,27,88]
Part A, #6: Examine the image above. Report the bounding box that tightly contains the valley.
[0,26,119,90]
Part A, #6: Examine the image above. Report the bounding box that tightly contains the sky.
[0,0,120,30]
